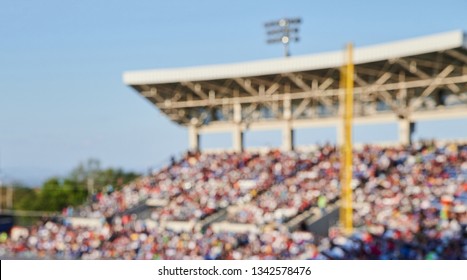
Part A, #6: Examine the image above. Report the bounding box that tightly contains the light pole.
[265,17,301,57]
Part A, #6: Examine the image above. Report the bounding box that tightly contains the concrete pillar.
[234,103,242,123]
[188,125,200,151]
[282,95,294,151]
[233,125,244,152]
[399,118,414,145]
[283,94,292,120]
[233,102,243,152]
[282,121,294,151]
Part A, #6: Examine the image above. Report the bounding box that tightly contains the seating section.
[0,142,465,259]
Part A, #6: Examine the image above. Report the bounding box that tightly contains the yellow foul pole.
[340,43,354,235]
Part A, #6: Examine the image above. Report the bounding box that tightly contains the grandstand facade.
[124,30,467,150]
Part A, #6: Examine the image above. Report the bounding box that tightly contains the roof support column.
[233,125,244,152]
[282,121,294,151]
[398,117,414,145]
[282,95,294,151]
[188,125,200,151]
[233,103,244,152]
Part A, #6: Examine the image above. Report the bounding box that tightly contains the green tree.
[10,159,141,212]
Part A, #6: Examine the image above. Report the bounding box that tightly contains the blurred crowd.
[0,142,466,259]
[227,145,339,225]
[0,217,321,260]
[152,152,275,221]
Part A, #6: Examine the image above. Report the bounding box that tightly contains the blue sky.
[1,0,466,185]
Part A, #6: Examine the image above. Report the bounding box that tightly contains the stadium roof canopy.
[124,30,467,85]
[123,30,467,150]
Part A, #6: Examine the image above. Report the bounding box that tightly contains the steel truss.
[129,47,467,150]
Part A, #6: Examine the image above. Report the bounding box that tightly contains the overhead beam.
[157,74,467,109]
[197,105,467,133]
[409,65,455,110]
[354,72,400,115]
[201,81,235,97]
[141,88,164,103]
[284,73,336,112]
[234,78,258,96]
[265,83,281,95]
[396,58,460,93]
[292,77,334,118]
[445,49,467,64]
[182,82,209,99]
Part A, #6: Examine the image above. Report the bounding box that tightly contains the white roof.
[123,30,466,85]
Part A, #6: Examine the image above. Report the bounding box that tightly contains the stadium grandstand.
[0,31,466,260]
[123,30,467,150]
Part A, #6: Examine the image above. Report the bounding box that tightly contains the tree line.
[1,159,140,212]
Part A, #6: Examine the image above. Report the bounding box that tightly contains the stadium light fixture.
[264,17,301,57]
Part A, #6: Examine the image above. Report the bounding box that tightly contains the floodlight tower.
[264,17,301,57]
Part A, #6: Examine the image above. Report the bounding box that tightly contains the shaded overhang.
[123,30,467,126]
